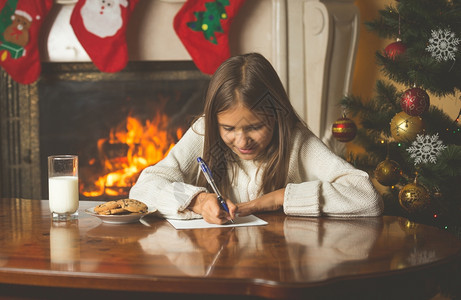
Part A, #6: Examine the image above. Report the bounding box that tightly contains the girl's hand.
[236,188,285,216]
[189,192,237,224]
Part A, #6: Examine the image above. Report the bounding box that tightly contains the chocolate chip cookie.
[94,199,148,215]
[117,199,148,213]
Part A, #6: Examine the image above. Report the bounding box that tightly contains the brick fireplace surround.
[0,0,360,199]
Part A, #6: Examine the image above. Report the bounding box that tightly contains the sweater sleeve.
[283,127,383,217]
[129,118,207,219]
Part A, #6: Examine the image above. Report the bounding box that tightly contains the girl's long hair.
[198,53,305,197]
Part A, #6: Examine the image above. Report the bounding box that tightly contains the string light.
[447,108,461,135]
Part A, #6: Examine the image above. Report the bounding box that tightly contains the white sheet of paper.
[167,214,268,230]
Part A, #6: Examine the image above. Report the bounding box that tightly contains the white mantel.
[44,0,359,153]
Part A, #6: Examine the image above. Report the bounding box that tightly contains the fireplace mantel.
[0,0,359,198]
[44,0,359,149]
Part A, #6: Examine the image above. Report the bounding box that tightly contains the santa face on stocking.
[70,0,138,73]
[80,0,128,38]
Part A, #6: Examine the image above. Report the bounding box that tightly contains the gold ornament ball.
[374,158,401,186]
[398,182,431,215]
[390,111,425,142]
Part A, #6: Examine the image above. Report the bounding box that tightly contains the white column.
[288,0,359,153]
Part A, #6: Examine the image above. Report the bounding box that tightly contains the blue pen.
[197,157,234,223]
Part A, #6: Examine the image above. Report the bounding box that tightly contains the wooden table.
[0,199,460,300]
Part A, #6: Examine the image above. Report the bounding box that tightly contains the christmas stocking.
[0,0,53,84]
[70,0,138,73]
[174,0,245,74]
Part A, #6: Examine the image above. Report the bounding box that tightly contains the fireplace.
[0,61,209,200]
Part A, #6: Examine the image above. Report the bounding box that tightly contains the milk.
[49,176,79,214]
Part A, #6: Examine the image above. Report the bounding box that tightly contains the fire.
[81,111,183,198]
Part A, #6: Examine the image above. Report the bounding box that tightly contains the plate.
[85,207,156,224]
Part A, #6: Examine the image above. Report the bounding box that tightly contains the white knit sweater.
[129,118,383,219]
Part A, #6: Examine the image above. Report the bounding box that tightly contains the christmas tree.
[186,0,230,45]
[340,0,461,226]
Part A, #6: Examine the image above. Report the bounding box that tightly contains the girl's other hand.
[236,188,285,216]
[189,192,237,224]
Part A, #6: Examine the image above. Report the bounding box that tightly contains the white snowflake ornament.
[426,28,459,62]
[406,133,447,165]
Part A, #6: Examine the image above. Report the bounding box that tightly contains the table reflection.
[50,220,80,271]
[390,218,442,270]
[281,217,383,281]
[138,216,383,281]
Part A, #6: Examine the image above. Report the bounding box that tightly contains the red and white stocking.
[70,0,138,73]
[174,0,245,74]
[0,0,53,84]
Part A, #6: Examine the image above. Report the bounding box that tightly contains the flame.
[81,111,183,198]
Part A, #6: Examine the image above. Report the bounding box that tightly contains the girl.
[129,53,383,224]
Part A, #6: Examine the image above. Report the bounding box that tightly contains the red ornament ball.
[384,40,407,60]
[400,87,430,116]
[332,117,357,142]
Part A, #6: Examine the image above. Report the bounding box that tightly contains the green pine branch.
[366,0,461,96]
[365,5,400,39]
[422,106,461,145]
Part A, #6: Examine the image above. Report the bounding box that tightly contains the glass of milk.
[48,155,79,221]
